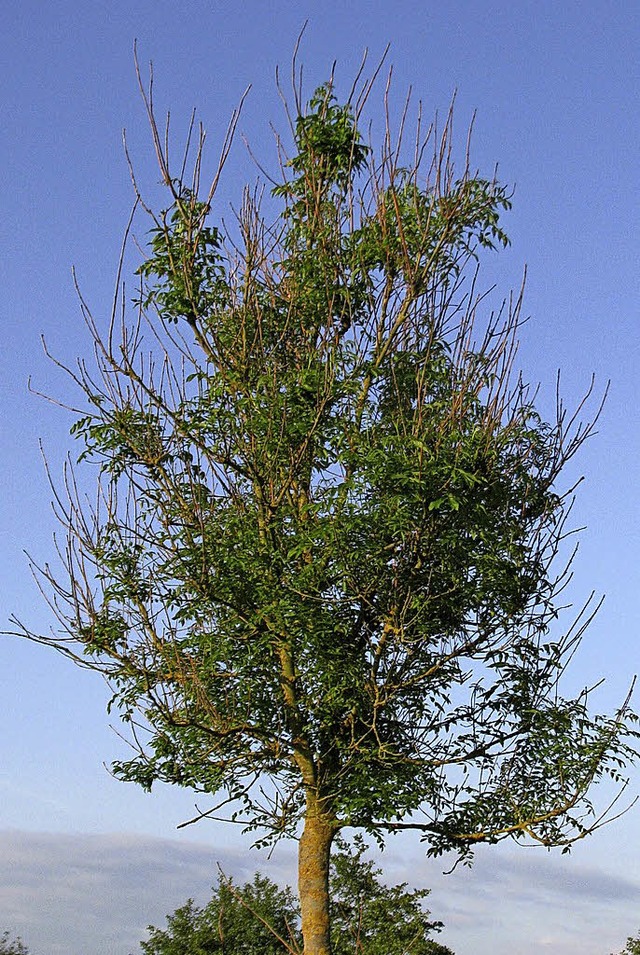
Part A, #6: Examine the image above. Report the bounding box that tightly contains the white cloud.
[0,829,295,955]
[348,832,640,955]
[0,829,638,955]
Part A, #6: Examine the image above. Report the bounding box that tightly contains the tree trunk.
[298,801,337,955]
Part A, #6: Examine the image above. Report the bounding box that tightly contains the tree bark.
[298,800,337,955]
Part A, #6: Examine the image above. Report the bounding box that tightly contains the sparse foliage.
[13,48,638,955]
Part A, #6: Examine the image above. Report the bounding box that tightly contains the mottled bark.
[298,802,337,955]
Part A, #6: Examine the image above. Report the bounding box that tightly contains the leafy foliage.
[330,837,453,955]
[136,191,224,328]
[0,933,29,955]
[139,873,299,955]
[613,933,640,955]
[137,840,453,955]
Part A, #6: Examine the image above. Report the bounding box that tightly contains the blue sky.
[0,1,639,953]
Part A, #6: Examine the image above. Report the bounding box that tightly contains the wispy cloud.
[338,834,640,955]
[0,829,296,955]
[0,830,638,955]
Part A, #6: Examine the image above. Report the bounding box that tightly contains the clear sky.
[0,1,638,953]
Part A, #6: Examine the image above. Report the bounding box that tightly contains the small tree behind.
[139,872,299,955]
[329,837,453,955]
[137,840,453,955]
[0,933,29,955]
[13,52,637,955]
[613,934,640,955]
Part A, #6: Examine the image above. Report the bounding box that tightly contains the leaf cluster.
[613,933,640,955]
[0,933,29,955]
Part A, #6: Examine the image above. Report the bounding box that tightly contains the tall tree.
[13,54,637,955]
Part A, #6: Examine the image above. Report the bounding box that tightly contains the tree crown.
[16,61,637,863]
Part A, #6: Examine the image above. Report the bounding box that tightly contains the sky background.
[0,1,638,953]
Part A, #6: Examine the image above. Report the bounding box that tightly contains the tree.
[329,836,453,955]
[138,872,299,955]
[0,933,29,955]
[137,839,453,955]
[12,50,638,955]
[612,934,640,955]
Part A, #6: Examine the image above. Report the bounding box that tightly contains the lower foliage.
[138,837,454,955]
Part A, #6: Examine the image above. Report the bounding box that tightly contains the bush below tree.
[138,837,454,955]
